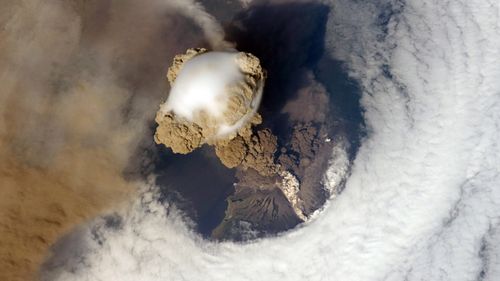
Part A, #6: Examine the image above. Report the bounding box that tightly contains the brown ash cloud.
[0,0,223,279]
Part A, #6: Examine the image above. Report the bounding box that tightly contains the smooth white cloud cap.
[162,51,263,138]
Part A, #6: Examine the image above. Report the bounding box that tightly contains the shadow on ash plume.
[224,1,365,156]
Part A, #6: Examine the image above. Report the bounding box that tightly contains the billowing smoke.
[3,0,500,281]
[0,0,227,280]
[155,48,265,153]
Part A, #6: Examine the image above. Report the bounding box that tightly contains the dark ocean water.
[154,146,235,235]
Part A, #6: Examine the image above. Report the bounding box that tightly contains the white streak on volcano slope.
[45,0,500,280]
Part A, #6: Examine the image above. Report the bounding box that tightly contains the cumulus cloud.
[11,0,500,280]
[0,0,228,280]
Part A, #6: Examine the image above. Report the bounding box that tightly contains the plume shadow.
[148,1,365,239]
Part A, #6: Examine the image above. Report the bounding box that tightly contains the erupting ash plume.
[155,48,265,153]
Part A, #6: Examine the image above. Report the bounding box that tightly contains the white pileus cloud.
[162,51,263,137]
[42,0,500,280]
[165,52,245,120]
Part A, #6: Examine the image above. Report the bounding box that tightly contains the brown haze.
[0,0,220,280]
